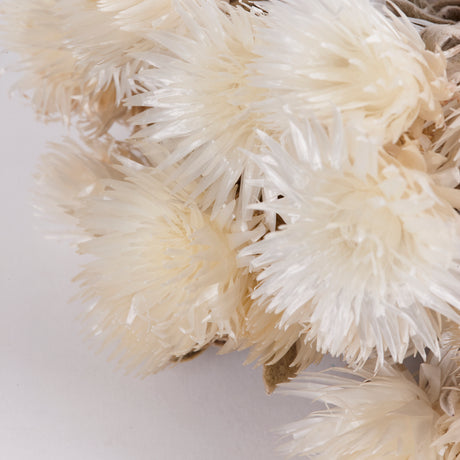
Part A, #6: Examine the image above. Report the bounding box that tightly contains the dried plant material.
[170,345,210,363]
[440,319,460,350]
[430,0,460,21]
[251,0,451,144]
[244,306,323,374]
[7,0,460,454]
[263,344,300,394]
[388,0,454,23]
[242,117,460,367]
[1,0,152,135]
[282,347,460,459]
[33,137,127,241]
[229,0,268,9]
[432,113,460,183]
[75,163,264,375]
[422,24,460,52]
[130,0,267,221]
[391,0,460,23]
[422,24,460,86]
[96,0,181,34]
[243,282,323,380]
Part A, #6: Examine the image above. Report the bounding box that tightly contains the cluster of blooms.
[4,0,460,457]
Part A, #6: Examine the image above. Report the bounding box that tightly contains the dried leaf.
[263,344,300,394]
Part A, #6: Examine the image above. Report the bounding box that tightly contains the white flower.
[1,0,152,134]
[251,0,451,144]
[242,117,460,366]
[33,137,126,240]
[130,0,267,221]
[2,0,83,121]
[75,163,264,375]
[282,348,460,459]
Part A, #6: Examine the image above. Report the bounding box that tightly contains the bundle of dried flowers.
[4,0,460,457]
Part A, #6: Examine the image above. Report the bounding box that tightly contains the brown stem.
[389,0,455,23]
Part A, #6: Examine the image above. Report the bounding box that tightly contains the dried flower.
[244,306,323,393]
[251,0,451,144]
[75,162,263,375]
[130,0,267,220]
[1,0,152,134]
[242,117,460,366]
[33,137,124,240]
[282,346,460,458]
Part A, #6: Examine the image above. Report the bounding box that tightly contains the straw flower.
[242,117,460,367]
[282,347,460,458]
[130,0,267,219]
[1,0,152,134]
[75,162,264,375]
[251,0,451,144]
[33,137,125,240]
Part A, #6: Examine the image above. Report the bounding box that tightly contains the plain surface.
[0,48,341,460]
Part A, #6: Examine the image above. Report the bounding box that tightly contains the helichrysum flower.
[242,117,460,367]
[130,0,267,220]
[250,0,451,144]
[1,0,83,121]
[75,162,264,375]
[282,347,460,459]
[33,137,125,240]
[1,0,152,134]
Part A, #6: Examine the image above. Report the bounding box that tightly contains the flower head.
[282,347,460,459]
[75,163,263,375]
[1,0,152,134]
[130,0,267,220]
[33,136,128,240]
[251,0,451,143]
[243,117,460,366]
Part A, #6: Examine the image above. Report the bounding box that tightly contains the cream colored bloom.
[130,0,267,220]
[75,163,263,375]
[251,0,451,144]
[33,137,126,240]
[242,117,460,367]
[1,0,152,134]
[283,347,460,459]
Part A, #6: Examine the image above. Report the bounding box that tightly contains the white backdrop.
[0,46,340,460]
